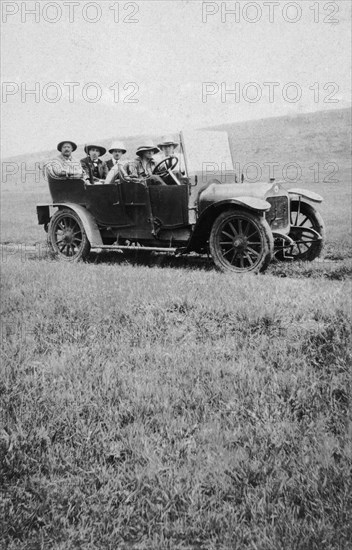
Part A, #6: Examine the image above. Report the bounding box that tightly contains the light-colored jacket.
[105,160,129,184]
[125,157,157,179]
[44,154,85,180]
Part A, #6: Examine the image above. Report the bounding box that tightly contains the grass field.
[1,257,352,549]
[1,109,352,548]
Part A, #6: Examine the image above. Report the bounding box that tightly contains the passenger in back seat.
[105,141,128,184]
[44,141,87,181]
[80,144,109,184]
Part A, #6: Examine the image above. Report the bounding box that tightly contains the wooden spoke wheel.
[48,209,90,261]
[209,209,274,273]
[285,200,325,261]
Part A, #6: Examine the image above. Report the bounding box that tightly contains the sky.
[1,0,351,158]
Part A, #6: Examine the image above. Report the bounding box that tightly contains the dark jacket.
[80,156,109,184]
[106,159,114,172]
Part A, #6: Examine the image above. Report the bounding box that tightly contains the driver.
[158,136,183,182]
[125,141,165,185]
[157,136,179,161]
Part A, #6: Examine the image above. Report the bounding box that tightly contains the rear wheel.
[209,209,274,273]
[285,200,325,261]
[48,209,90,261]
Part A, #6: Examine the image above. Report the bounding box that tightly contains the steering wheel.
[152,156,179,177]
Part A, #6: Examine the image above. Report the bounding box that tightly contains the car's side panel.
[48,176,86,204]
[47,175,137,229]
[288,188,323,203]
[84,184,132,227]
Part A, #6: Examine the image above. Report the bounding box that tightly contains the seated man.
[125,141,165,186]
[81,144,109,184]
[158,135,184,183]
[44,140,87,180]
[105,141,129,185]
[158,136,179,160]
[106,141,127,171]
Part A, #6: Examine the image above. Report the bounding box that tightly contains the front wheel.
[48,209,91,261]
[209,209,274,273]
[285,200,325,261]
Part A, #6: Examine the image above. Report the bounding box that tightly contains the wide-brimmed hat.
[136,140,160,156]
[84,144,107,157]
[157,136,179,149]
[57,140,77,152]
[109,141,127,154]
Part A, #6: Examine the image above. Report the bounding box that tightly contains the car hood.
[199,181,277,204]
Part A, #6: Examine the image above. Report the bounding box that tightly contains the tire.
[209,209,274,273]
[48,209,91,261]
[285,200,326,261]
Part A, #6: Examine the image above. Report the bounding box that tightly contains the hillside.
[1,108,351,251]
[208,108,351,185]
[2,108,351,189]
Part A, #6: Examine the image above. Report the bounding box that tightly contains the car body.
[37,130,325,273]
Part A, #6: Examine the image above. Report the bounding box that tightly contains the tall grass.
[1,257,351,549]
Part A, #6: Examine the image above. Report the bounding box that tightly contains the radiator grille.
[266,196,289,230]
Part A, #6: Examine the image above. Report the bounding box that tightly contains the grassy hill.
[209,108,351,183]
[2,107,351,186]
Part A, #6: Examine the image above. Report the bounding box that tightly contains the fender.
[200,197,272,215]
[227,197,272,211]
[288,188,323,203]
[51,203,103,247]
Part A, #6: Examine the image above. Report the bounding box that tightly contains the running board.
[91,244,178,253]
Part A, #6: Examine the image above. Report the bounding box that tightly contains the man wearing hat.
[157,135,185,182]
[106,141,127,171]
[44,141,86,180]
[105,141,128,185]
[157,136,179,159]
[80,144,109,185]
[125,141,165,185]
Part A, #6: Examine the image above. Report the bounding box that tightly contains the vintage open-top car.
[37,131,325,273]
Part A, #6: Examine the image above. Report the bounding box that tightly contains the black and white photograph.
[1,0,351,548]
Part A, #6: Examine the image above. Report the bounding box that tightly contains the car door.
[118,179,153,235]
[84,183,132,227]
[148,185,189,229]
